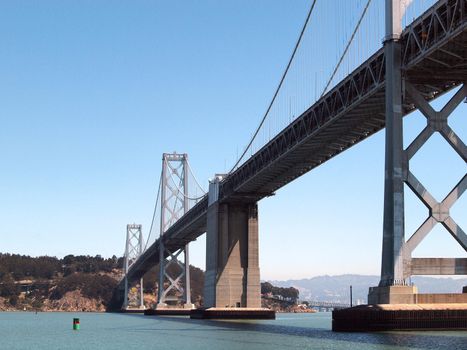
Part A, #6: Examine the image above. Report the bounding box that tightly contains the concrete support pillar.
[204,201,261,308]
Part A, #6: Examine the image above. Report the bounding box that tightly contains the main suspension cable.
[320,0,372,98]
[144,171,162,251]
[228,0,319,174]
[166,159,206,201]
[187,160,207,194]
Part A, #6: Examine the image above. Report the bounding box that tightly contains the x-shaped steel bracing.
[159,248,186,300]
[403,82,467,277]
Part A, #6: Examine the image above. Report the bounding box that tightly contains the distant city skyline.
[0,0,465,280]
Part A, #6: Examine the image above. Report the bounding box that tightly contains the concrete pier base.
[369,286,467,304]
[145,303,195,316]
[339,287,467,331]
[145,308,192,316]
[121,307,146,314]
[368,285,418,304]
[190,308,275,320]
[332,303,467,332]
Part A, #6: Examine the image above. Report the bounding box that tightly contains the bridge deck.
[120,0,467,289]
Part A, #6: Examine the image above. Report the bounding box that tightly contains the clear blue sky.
[0,0,465,280]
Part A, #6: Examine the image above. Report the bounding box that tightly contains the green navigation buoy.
[73,318,80,330]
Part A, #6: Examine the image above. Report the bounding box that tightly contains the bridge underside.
[221,1,467,199]
[118,0,467,308]
[116,197,207,293]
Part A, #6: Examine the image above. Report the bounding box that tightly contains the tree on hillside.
[0,275,19,298]
[50,273,118,306]
[261,282,299,302]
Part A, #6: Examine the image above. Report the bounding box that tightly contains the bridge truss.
[157,153,192,308]
[122,224,144,310]
[117,0,466,305]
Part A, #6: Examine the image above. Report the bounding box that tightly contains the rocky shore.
[262,297,316,313]
[0,291,108,312]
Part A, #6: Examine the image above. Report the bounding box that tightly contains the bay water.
[0,312,466,349]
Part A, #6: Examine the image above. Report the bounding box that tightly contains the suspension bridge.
[115,0,466,326]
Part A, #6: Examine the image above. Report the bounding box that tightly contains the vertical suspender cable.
[320,0,373,98]
[228,0,319,174]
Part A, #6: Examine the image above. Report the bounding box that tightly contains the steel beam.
[379,0,406,287]
[118,0,467,292]
[410,258,467,275]
[378,0,467,287]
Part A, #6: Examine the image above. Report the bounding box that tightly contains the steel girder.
[117,196,208,289]
[403,0,467,70]
[220,51,386,200]
[119,0,467,288]
[220,0,467,201]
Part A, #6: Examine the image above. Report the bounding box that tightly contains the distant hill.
[0,252,209,311]
[268,275,467,304]
[3,252,465,310]
[0,253,123,311]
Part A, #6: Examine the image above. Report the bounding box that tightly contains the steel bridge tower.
[157,153,193,309]
[122,224,145,310]
[369,0,467,303]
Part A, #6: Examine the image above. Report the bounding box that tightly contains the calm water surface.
[0,312,466,349]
